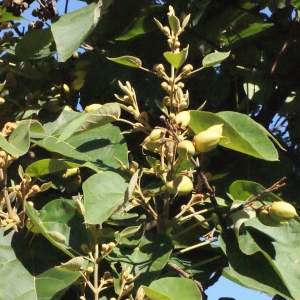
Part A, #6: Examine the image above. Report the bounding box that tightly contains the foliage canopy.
[0,0,300,299]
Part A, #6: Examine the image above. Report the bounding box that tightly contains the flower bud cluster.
[1,121,18,137]
[0,150,18,169]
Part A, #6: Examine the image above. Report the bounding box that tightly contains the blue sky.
[23,1,273,299]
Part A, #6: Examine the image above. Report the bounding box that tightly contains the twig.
[9,21,24,36]
[161,115,227,230]
[225,177,286,219]
[167,262,204,294]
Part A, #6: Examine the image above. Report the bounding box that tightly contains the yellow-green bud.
[269,201,298,222]
[149,128,164,141]
[175,111,190,128]
[84,103,102,113]
[193,124,223,152]
[257,208,287,227]
[177,140,195,160]
[165,175,193,195]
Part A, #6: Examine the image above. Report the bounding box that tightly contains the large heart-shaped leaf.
[51,2,101,61]
[82,171,128,224]
[219,229,293,299]
[145,277,202,300]
[0,228,84,300]
[15,27,54,60]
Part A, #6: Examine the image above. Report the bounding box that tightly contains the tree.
[0,0,299,299]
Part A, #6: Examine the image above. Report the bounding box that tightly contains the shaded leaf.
[15,27,54,60]
[82,171,128,224]
[115,6,161,40]
[109,234,173,291]
[119,225,142,240]
[0,120,30,156]
[219,229,293,299]
[25,202,74,258]
[0,8,26,22]
[0,228,82,300]
[25,159,81,177]
[226,23,273,45]
[51,2,101,62]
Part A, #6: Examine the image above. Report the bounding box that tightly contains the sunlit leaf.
[147,277,203,300]
[202,51,230,68]
[107,55,142,68]
[163,45,189,69]
[189,111,278,161]
[57,103,120,142]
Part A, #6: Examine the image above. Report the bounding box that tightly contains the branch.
[225,177,286,219]
[167,262,204,295]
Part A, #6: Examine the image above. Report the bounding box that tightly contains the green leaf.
[30,111,128,170]
[0,228,82,300]
[118,225,142,240]
[38,199,90,250]
[147,277,203,300]
[25,202,74,258]
[13,61,43,79]
[163,45,189,69]
[29,120,48,139]
[229,180,282,203]
[107,55,142,68]
[25,159,81,177]
[168,12,180,35]
[242,218,300,299]
[202,51,230,68]
[142,286,171,300]
[226,23,273,45]
[219,229,293,299]
[109,234,173,290]
[0,120,30,156]
[115,6,161,40]
[58,103,121,142]
[0,8,26,22]
[189,111,278,161]
[82,171,128,224]
[155,99,169,116]
[15,27,54,60]
[51,2,101,62]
